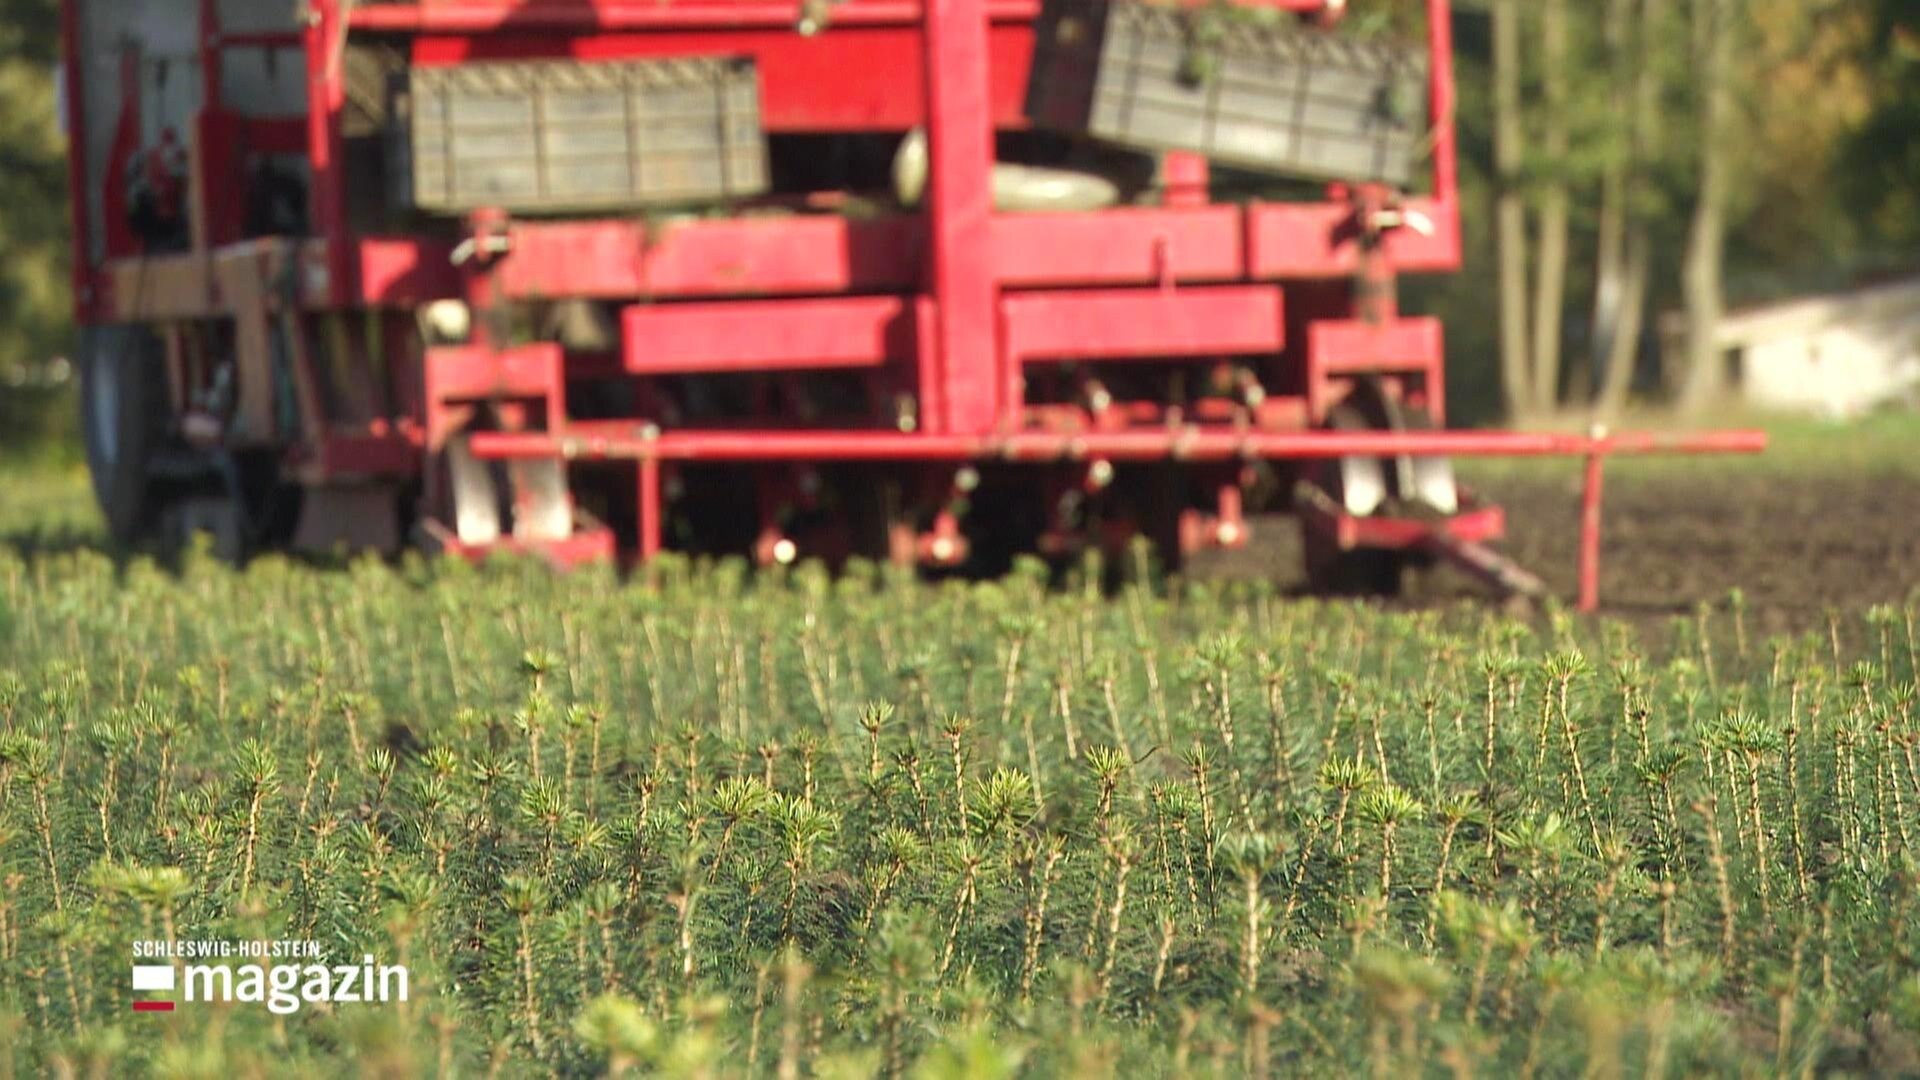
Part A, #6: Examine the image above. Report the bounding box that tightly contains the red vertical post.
[1162,151,1210,208]
[306,0,351,307]
[1578,449,1606,613]
[922,0,999,433]
[638,456,663,562]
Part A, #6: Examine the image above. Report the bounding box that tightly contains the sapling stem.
[31,780,63,914]
[1054,670,1081,763]
[1019,840,1064,1003]
[1094,835,1133,1003]
[937,845,980,978]
[1698,797,1739,977]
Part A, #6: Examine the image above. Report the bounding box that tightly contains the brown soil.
[1204,468,1920,637]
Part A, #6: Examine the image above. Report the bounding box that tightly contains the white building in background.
[1696,275,1920,418]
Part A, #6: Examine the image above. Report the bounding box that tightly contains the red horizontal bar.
[352,0,1324,31]
[426,344,564,403]
[356,0,1041,31]
[349,197,1458,308]
[133,1001,176,1012]
[623,296,913,373]
[1303,501,1506,552]
[1003,287,1284,363]
[465,427,1770,464]
[993,209,1245,288]
[1309,318,1442,374]
[498,218,920,300]
[1247,199,1463,279]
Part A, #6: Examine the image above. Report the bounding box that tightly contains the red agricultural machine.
[61,0,1761,609]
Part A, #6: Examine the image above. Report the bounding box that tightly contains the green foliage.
[0,0,72,449]
[0,532,1916,1074]
[1843,1,1920,248]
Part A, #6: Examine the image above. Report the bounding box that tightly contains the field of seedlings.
[2,454,1920,1076]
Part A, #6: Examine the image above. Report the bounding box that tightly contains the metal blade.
[448,437,502,546]
[1337,454,1388,517]
[510,459,574,542]
[1408,455,1460,515]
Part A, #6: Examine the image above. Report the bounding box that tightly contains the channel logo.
[129,942,409,1015]
[131,964,176,1012]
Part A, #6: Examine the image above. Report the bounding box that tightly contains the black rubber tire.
[78,326,171,544]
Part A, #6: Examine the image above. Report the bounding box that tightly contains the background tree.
[1677,0,1735,415]
[0,0,74,452]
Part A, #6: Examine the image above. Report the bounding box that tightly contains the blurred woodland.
[0,0,1916,445]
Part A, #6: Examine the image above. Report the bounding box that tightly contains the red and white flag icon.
[132,965,176,1012]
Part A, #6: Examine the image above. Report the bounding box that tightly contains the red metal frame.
[60,0,1766,610]
[624,297,917,374]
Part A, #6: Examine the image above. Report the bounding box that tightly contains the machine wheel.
[79,326,172,544]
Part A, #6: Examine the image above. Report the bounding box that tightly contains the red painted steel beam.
[1299,499,1507,553]
[622,296,914,374]
[638,457,663,561]
[350,0,1329,31]
[1309,319,1443,375]
[487,211,1250,301]
[357,0,1042,31]
[922,0,1000,433]
[995,209,1245,286]
[1002,287,1284,363]
[493,218,921,301]
[1580,450,1606,613]
[306,0,352,307]
[464,427,1770,464]
[1246,199,1461,279]
[1306,316,1445,423]
[348,199,1383,309]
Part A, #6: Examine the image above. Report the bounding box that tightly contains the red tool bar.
[1002,287,1285,363]
[354,0,1038,30]
[465,427,1769,464]
[348,0,1328,31]
[623,296,913,374]
[923,0,1000,433]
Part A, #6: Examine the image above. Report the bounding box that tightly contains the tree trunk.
[1492,0,1532,421]
[1530,0,1572,414]
[1598,0,1666,417]
[1679,0,1733,414]
[1589,0,1634,402]
[1596,231,1651,417]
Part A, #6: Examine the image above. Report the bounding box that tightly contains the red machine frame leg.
[1579,449,1606,614]
[923,0,999,434]
[639,457,664,562]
